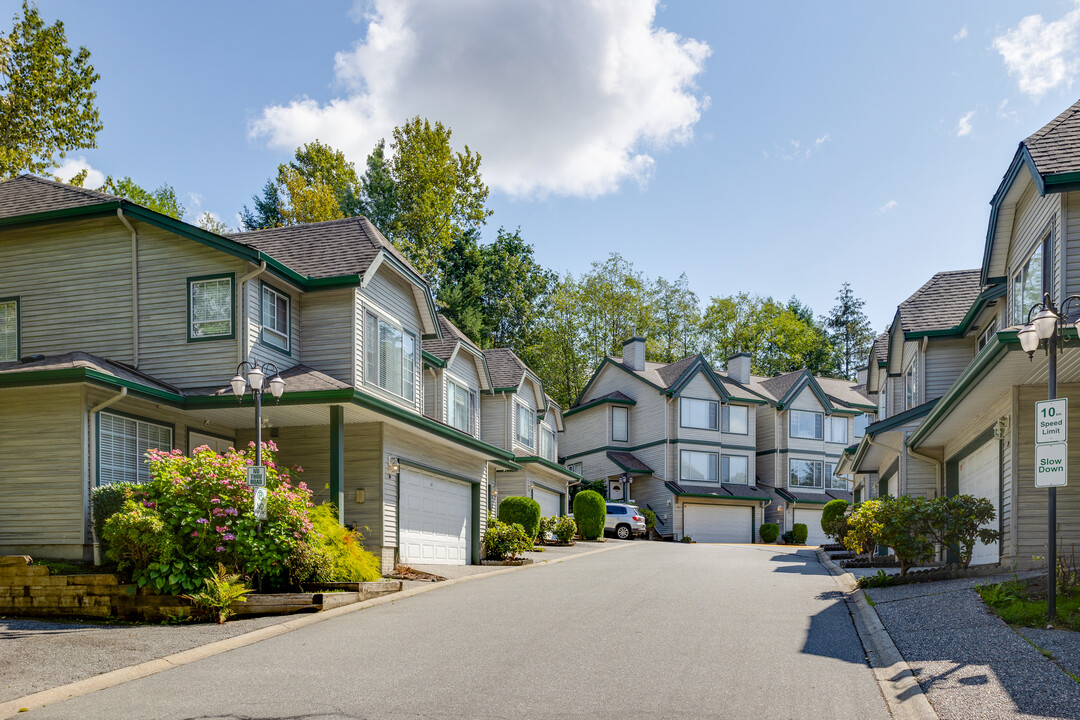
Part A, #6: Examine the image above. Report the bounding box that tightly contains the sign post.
[1035,442,1069,487]
[1036,386,1066,622]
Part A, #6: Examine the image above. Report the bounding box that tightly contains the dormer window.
[1012,236,1048,325]
[516,402,535,448]
[366,312,416,403]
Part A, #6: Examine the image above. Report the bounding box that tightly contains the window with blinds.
[516,402,535,448]
[448,379,471,432]
[0,298,17,362]
[189,276,233,339]
[98,412,173,485]
[261,284,290,351]
[366,312,416,402]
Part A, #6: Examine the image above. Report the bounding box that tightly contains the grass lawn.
[977,575,1080,631]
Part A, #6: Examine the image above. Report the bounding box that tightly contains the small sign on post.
[246,465,267,488]
[1036,398,1068,444]
[1036,442,1069,488]
[253,487,268,520]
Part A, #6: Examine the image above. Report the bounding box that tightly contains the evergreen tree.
[825,282,875,381]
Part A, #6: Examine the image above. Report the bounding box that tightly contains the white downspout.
[865,434,902,496]
[117,210,138,368]
[237,261,267,364]
[87,387,128,561]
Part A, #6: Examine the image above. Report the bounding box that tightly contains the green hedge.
[90,482,137,560]
[759,523,779,543]
[791,523,809,545]
[498,496,542,541]
[573,490,606,540]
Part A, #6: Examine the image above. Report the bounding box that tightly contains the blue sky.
[11,0,1080,332]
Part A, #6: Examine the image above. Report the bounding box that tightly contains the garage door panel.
[534,486,562,517]
[794,508,827,546]
[958,440,999,566]
[684,504,752,543]
[399,469,472,566]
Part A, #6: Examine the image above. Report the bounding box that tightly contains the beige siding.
[481,392,511,450]
[245,276,302,373]
[1,218,134,363]
[1007,187,1062,323]
[632,475,674,534]
[358,267,423,414]
[299,289,355,384]
[1065,192,1080,299]
[511,387,537,455]
[580,365,667,447]
[445,352,481,438]
[924,339,974,400]
[0,386,85,557]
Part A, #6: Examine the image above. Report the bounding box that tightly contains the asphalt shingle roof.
[775,487,854,504]
[1024,98,1080,177]
[0,175,121,219]
[606,451,653,474]
[758,370,805,403]
[872,332,889,364]
[483,347,528,389]
[665,482,772,500]
[227,216,422,281]
[423,315,481,363]
[0,352,180,393]
[897,269,982,334]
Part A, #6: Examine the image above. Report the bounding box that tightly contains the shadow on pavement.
[769,549,829,575]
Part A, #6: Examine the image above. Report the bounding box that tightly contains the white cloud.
[956,110,976,137]
[954,25,968,41]
[764,132,830,161]
[250,0,710,198]
[878,200,898,214]
[994,3,1080,99]
[997,98,1017,120]
[52,156,105,188]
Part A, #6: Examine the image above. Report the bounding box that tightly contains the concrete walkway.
[865,572,1080,719]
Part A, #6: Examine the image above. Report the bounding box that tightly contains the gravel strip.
[866,570,1040,604]
[0,613,294,703]
[1018,627,1080,679]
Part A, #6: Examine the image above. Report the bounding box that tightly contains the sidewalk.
[864,571,1080,719]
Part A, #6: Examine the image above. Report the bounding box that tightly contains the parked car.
[605,503,647,540]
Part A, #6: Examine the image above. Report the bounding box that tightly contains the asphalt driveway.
[17,543,888,719]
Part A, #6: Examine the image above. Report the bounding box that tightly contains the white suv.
[604,503,647,540]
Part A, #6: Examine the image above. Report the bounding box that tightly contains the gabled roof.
[1023,98,1080,177]
[563,390,637,418]
[483,347,546,409]
[422,315,491,389]
[0,174,121,218]
[816,376,875,411]
[573,353,732,409]
[896,270,983,335]
[606,451,653,474]
[754,369,872,414]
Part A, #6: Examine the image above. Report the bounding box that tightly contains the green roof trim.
[572,356,666,407]
[514,456,584,481]
[864,398,939,436]
[905,284,1008,341]
[666,357,731,401]
[908,329,1021,448]
[563,394,637,418]
[606,453,652,475]
[561,438,667,462]
[662,481,763,503]
[774,487,834,505]
[422,349,446,368]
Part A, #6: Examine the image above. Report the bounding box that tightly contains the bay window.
[789,410,823,439]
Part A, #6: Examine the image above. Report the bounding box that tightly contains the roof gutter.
[238,261,267,364]
[116,208,139,368]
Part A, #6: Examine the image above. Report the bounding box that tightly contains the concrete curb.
[0,542,634,719]
[817,548,939,720]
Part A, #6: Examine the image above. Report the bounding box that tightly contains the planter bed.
[856,563,1003,589]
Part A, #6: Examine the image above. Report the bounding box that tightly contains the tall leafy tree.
[359,139,396,233]
[649,273,701,363]
[196,212,230,234]
[531,276,590,407]
[576,253,654,363]
[239,180,285,231]
[785,295,837,377]
[826,282,875,381]
[0,2,102,178]
[100,176,185,220]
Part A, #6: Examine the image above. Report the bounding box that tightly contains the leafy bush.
[536,516,557,545]
[101,499,175,572]
[920,494,1000,569]
[862,569,894,589]
[182,563,252,624]
[498,496,542,541]
[484,518,532,561]
[572,490,606,540]
[821,499,849,541]
[304,504,380,582]
[103,442,316,595]
[843,498,883,560]
[791,523,808,545]
[845,495,935,576]
[642,508,657,531]
[781,530,794,544]
[680,535,694,543]
[553,516,577,544]
[759,523,779,543]
[91,481,137,559]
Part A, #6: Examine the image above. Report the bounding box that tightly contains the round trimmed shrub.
[822,499,849,533]
[791,523,809,545]
[497,496,542,541]
[572,490,606,540]
[759,523,779,544]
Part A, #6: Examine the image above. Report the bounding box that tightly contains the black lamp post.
[1018,291,1080,622]
[229,360,286,468]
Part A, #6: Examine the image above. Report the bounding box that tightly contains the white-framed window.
[1012,237,1047,325]
[365,312,416,402]
[904,360,918,410]
[0,297,18,362]
[825,416,848,444]
[681,450,719,482]
[447,379,472,433]
[789,458,823,489]
[680,398,718,430]
[540,427,555,461]
[98,412,173,485]
[721,455,748,484]
[188,275,233,340]
[978,318,997,351]
[722,405,748,434]
[567,462,583,476]
[789,410,823,439]
[853,413,870,438]
[516,402,535,449]
[612,406,628,442]
[260,284,290,351]
[826,463,849,490]
[877,384,887,418]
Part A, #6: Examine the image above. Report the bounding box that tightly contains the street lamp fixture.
[1020,291,1080,622]
[230,360,285,468]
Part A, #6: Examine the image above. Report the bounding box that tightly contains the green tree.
[649,273,701,363]
[0,2,102,178]
[358,138,396,233]
[240,179,285,230]
[196,212,229,235]
[785,295,837,377]
[100,176,185,220]
[826,282,876,381]
[576,253,654,363]
[531,276,590,407]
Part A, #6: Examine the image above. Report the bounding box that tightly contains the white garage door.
[958,439,1000,566]
[794,508,828,546]
[399,469,472,565]
[683,504,752,543]
[533,486,562,517]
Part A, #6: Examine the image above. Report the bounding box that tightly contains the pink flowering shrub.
[103,442,315,595]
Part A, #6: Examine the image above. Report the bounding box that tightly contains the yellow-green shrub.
[306,504,381,582]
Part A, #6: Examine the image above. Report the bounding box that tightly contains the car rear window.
[607,505,627,515]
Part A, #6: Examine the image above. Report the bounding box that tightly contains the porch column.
[330,405,345,525]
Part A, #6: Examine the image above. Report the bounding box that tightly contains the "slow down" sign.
[1036,441,1068,488]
